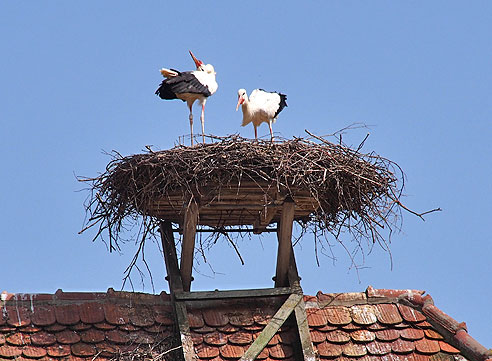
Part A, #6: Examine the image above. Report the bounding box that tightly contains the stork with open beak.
[236,88,287,141]
[155,51,218,145]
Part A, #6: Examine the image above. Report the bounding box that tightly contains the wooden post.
[180,200,199,292]
[159,221,197,361]
[275,198,295,287]
[286,242,317,361]
[159,221,183,293]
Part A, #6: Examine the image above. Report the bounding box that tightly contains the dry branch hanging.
[80,135,411,254]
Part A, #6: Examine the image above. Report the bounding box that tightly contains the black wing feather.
[155,71,211,100]
[275,92,288,118]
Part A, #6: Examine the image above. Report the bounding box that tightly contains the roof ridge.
[367,286,491,361]
[1,288,171,305]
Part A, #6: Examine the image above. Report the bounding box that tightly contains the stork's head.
[189,50,203,70]
[236,89,247,111]
[189,50,216,75]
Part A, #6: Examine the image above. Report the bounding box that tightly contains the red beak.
[236,96,244,111]
[189,50,203,69]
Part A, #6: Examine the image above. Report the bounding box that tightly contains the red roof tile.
[0,287,489,361]
[55,305,80,326]
[203,309,229,328]
[22,345,47,358]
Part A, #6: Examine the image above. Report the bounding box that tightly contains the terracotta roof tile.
[0,344,23,358]
[106,329,129,344]
[228,331,252,346]
[317,341,343,357]
[323,306,352,325]
[256,346,269,359]
[415,338,440,354]
[351,329,376,342]
[351,305,378,325]
[325,330,350,343]
[438,341,460,354]
[189,311,205,328]
[391,338,415,353]
[219,344,244,359]
[376,303,403,325]
[424,329,444,340]
[252,311,272,326]
[129,305,154,327]
[70,323,91,332]
[46,344,71,357]
[6,306,30,327]
[93,322,116,331]
[196,342,220,359]
[342,342,368,357]
[6,332,30,346]
[0,334,4,345]
[30,332,56,347]
[204,332,228,346]
[71,342,96,357]
[79,329,105,344]
[269,343,293,359]
[309,329,326,343]
[397,304,427,323]
[228,311,254,327]
[375,329,400,341]
[22,345,47,358]
[191,332,204,345]
[44,324,65,332]
[55,305,80,326]
[30,306,55,327]
[194,325,217,334]
[306,308,327,327]
[56,330,81,346]
[79,303,105,324]
[400,328,425,341]
[103,303,129,325]
[366,341,392,355]
[119,323,139,332]
[203,309,229,328]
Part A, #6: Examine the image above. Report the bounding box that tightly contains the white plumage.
[236,88,287,140]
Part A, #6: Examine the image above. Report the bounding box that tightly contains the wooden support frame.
[158,195,316,361]
[275,199,295,287]
[159,221,197,361]
[180,200,199,292]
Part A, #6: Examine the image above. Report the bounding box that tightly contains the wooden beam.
[180,200,199,292]
[159,221,197,361]
[286,242,317,361]
[174,287,294,301]
[159,221,183,294]
[275,199,295,287]
[239,293,302,361]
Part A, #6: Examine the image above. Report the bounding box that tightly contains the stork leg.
[254,126,258,140]
[201,103,205,144]
[188,103,194,146]
[268,120,274,142]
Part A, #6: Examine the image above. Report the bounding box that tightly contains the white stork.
[156,51,218,145]
[236,88,287,140]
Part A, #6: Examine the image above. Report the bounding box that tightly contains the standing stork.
[236,88,287,140]
[156,51,218,145]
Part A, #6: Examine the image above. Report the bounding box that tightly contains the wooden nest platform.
[81,134,412,251]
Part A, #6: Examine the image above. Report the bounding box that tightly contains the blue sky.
[1,1,491,346]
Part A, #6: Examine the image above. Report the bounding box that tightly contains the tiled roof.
[1,287,490,361]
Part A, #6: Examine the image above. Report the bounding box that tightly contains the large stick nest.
[80,134,422,260]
